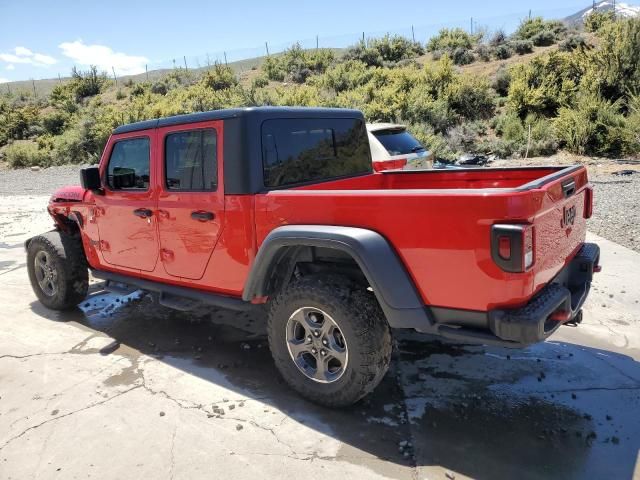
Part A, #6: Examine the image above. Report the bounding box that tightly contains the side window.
[165,129,217,191]
[106,137,151,190]
[262,118,371,188]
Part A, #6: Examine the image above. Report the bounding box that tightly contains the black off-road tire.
[267,275,392,407]
[27,230,88,310]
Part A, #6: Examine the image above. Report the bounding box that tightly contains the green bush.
[201,64,238,90]
[584,10,615,33]
[493,67,511,97]
[151,81,168,95]
[514,17,565,42]
[4,141,51,168]
[426,28,475,53]
[554,94,627,156]
[558,34,587,52]
[131,83,148,96]
[452,47,475,65]
[475,44,492,62]
[531,31,555,47]
[510,39,534,55]
[490,29,507,47]
[493,44,513,59]
[263,44,335,82]
[252,75,269,88]
[318,60,373,93]
[41,111,68,135]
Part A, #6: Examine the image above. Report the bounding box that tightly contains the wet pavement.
[1,196,639,479]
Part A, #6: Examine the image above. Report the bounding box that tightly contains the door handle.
[133,208,153,218]
[191,211,215,221]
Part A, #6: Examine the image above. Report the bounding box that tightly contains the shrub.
[554,94,628,156]
[490,29,507,47]
[559,34,587,52]
[319,60,373,93]
[368,34,424,62]
[263,44,335,82]
[584,10,615,33]
[531,31,555,47]
[409,123,457,161]
[151,81,168,95]
[115,89,126,100]
[510,39,534,55]
[514,17,565,42]
[70,66,107,100]
[493,44,513,60]
[41,111,68,135]
[201,64,238,90]
[475,44,492,62]
[493,67,511,97]
[445,75,496,121]
[131,83,148,96]
[4,141,51,168]
[452,47,475,65]
[251,75,269,88]
[427,28,475,52]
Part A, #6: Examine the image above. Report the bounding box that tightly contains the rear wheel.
[27,231,88,310]
[267,275,392,407]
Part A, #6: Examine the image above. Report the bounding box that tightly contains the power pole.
[316,35,319,50]
[411,25,415,42]
[265,42,270,56]
[224,52,228,66]
[183,55,188,71]
[206,53,211,68]
[58,73,62,84]
[112,67,117,87]
[145,64,149,81]
[470,17,473,34]
[172,59,176,69]
[362,32,365,44]
[529,9,532,19]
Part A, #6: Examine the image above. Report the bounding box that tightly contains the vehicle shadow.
[29,285,640,480]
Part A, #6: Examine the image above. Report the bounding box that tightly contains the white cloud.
[58,40,148,76]
[0,46,57,67]
[6,64,15,71]
[0,78,9,83]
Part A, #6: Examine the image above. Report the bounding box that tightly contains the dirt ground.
[1,195,640,480]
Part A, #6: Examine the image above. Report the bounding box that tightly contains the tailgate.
[529,166,591,293]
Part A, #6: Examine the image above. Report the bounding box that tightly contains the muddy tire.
[27,230,88,311]
[267,275,392,407]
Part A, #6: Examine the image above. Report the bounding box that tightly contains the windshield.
[373,129,425,156]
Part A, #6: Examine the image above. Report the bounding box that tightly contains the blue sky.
[0,0,595,83]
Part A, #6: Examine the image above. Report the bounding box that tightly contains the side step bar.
[91,269,253,312]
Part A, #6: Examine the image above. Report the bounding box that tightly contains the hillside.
[564,1,640,25]
[1,14,639,169]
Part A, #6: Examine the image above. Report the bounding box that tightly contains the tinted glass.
[262,118,371,188]
[107,138,150,190]
[165,129,217,191]
[373,129,425,156]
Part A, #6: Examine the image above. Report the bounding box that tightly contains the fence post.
[265,42,270,56]
[145,64,149,81]
[183,56,188,71]
[32,79,36,97]
[316,35,319,50]
[411,25,415,42]
[224,52,228,66]
[112,67,117,87]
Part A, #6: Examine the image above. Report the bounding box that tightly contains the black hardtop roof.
[112,106,364,135]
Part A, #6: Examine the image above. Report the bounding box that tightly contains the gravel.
[1,163,638,252]
[0,164,85,196]
[590,173,640,252]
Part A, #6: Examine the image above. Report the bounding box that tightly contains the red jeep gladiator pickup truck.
[27,107,600,406]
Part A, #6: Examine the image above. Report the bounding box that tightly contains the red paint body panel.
[48,119,590,314]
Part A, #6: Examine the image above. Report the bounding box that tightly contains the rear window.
[165,129,217,191]
[262,118,371,188]
[373,129,424,156]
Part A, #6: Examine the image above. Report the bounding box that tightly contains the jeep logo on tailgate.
[561,205,576,228]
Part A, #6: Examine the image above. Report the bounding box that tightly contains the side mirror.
[80,167,102,192]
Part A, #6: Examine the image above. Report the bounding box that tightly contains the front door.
[95,132,159,272]
[156,122,224,279]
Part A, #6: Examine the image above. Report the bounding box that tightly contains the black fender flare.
[243,225,434,330]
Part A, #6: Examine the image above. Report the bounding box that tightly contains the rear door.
[156,121,224,279]
[95,132,159,272]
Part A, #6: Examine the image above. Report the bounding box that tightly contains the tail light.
[491,224,535,273]
[584,185,593,219]
[372,158,408,172]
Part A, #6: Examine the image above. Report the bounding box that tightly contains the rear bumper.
[431,242,600,348]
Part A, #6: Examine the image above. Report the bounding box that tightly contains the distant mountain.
[564,1,640,25]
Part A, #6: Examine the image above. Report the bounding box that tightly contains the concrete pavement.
[1,195,639,480]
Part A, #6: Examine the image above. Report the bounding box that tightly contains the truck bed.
[256,165,591,313]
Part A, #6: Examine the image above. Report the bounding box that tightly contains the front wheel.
[27,231,88,310]
[267,275,392,407]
